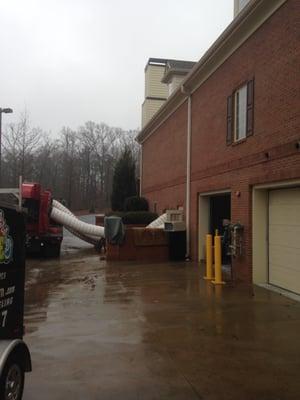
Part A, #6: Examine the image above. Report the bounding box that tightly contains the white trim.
[139,147,143,196]
[185,96,192,259]
[253,179,300,190]
[199,189,231,197]
[137,0,287,144]
[252,180,300,287]
[234,85,247,142]
[187,0,287,94]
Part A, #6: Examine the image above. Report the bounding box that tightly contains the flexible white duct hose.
[51,207,105,237]
[146,213,167,229]
[64,224,99,246]
[52,199,104,240]
[52,199,75,217]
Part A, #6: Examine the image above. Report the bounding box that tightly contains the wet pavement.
[23,226,300,399]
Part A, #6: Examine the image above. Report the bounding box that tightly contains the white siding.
[145,65,168,98]
[269,188,300,295]
[168,75,184,96]
[142,98,165,128]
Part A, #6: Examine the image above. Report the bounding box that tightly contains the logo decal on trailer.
[0,210,13,264]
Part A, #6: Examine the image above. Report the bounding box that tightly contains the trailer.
[0,187,31,400]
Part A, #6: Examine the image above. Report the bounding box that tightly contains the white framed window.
[234,84,247,141]
[226,78,254,145]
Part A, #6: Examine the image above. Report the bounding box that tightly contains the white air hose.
[51,200,167,245]
[51,199,104,240]
[52,199,74,217]
[64,225,99,246]
[51,207,105,237]
[146,213,167,229]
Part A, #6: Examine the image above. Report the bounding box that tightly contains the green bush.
[111,147,137,211]
[124,196,149,212]
[106,211,158,225]
[122,211,157,225]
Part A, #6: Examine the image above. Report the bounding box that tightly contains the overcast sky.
[0,0,233,136]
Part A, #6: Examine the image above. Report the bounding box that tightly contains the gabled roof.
[145,58,195,73]
[137,0,287,144]
[162,60,196,83]
[166,59,196,71]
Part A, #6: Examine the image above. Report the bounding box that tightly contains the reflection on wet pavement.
[23,230,300,400]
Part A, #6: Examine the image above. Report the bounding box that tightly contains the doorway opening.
[198,191,231,264]
[209,194,231,236]
[209,194,231,264]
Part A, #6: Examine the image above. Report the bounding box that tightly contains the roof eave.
[161,69,192,84]
[136,0,288,144]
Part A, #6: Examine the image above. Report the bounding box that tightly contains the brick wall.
[141,0,300,282]
[142,101,188,214]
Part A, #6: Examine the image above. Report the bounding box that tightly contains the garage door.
[269,188,300,294]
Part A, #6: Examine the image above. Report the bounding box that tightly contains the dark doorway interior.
[210,193,231,264]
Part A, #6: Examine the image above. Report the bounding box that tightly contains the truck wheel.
[0,355,25,400]
[44,243,61,258]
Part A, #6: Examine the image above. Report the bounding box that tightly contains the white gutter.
[136,0,287,145]
[181,86,192,259]
[139,147,143,196]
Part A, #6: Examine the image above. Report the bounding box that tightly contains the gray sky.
[0,0,233,135]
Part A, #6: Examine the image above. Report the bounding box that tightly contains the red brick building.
[137,0,300,292]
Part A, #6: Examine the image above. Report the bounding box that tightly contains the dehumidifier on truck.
[22,183,63,257]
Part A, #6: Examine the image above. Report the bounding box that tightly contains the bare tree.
[1,111,140,212]
[78,122,121,210]
[3,111,42,185]
[60,127,78,208]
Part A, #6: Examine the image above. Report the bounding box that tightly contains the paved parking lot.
[23,239,300,400]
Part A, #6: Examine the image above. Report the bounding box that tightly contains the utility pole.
[0,107,13,187]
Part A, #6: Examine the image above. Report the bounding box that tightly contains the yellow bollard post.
[212,235,225,285]
[204,234,213,280]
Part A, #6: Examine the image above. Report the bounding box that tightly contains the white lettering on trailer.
[5,286,15,295]
[0,297,13,309]
[1,310,7,327]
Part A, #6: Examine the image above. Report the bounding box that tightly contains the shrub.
[111,147,137,211]
[106,211,158,225]
[124,196,149,212]
[122,211,157,225]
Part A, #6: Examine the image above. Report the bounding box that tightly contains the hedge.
[106,211,158,225]
[124,196,149,212]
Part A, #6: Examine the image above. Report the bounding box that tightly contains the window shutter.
[226,95,233,145]
[246,78,254,136]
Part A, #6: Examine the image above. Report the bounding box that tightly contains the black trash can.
[168,231,186,261]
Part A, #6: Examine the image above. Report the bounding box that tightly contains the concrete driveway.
[23,234,300,399]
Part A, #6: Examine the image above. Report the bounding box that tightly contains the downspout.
[139,146,143,196]
[181,85,192,260]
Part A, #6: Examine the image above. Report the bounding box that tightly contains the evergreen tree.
[111,147,137,211]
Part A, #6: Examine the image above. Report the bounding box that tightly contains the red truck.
[22,183,63,257]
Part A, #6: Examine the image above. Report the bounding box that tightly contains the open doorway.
[210,193,231,264]
[198,191,231,263]
[209,194,231,236]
